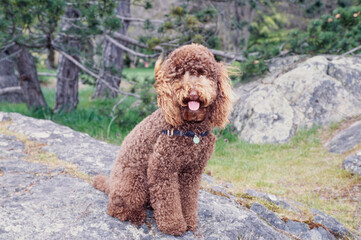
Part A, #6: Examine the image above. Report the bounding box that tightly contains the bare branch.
[57,31,84,40]
[107,95,128,137]
[99,82,140,98]
[111,33,246,62]
[57,50,99,79]
[0,49,22,63]
[15,40,47,49]
[112,32,162,51]
[61,16,82,21]
[209,49,247,62]
[56,49,140,98]
[0,86,22,96]
[38,72,57,77]
[341,45,361,57]
[105,35,160,58]
[0,42,15,52]
[111,95,128,118]
[116,15,164,24]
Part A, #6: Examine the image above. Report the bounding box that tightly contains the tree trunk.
[0,51,24,103]
[46,48,57,69]
[213,0,255,53]
[5,45,48,109]
[54,6,81,113]
[93,0,131,99]
[237,0,256,51]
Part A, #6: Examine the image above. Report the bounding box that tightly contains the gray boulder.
[0,112,357,239]
[232,55,361,144]
[246,190,353,240]
[343,151,361,176]
[324,118,361,176]
[326,120,361,154]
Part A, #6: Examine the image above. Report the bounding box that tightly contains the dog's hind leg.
[107,167,148,226]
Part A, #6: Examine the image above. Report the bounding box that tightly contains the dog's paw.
[128,209,146,226]
[184,215,198,232]
[107,203,128,221]
[186,221,198,232]
[157,217,187,236]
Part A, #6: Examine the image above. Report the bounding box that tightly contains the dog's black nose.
[189,90,199,100]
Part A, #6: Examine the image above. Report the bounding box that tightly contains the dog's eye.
[197,69,208,76]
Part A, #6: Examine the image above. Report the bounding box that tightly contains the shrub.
[288,5,361,54]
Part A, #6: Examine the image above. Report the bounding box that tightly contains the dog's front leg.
[180,135,216,232]
[147,137,187,236]
[179,166,204,232]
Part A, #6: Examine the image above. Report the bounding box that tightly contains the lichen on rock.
[232,55,361,144]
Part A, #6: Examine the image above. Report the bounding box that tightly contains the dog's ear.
[210,63,233,129]
[154,57,183,127]
[154,54,163,76]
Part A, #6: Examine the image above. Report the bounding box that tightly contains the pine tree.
[93,0,131,99]
[0,0,121,110]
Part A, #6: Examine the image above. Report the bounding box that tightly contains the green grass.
[122,67,154,82]
[0,86,147,145]
[209,126,361,231]
[36,64,57,84]
[1,67,156,144]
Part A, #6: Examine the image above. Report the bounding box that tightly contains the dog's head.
[154,44,232,129]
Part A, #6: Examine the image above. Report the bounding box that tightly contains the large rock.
[326,120,361,154]
[343,151,361,176]
[0,112,357,239]
[232,55,361,144]
[245,189,351,239]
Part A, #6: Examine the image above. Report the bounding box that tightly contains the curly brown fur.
[93,44,233,236]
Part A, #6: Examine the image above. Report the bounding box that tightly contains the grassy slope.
[210,127,360,231]
[0,67,360,232]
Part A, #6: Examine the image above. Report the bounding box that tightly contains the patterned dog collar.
[161,129,209,144]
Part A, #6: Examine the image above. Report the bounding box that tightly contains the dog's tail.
[93,175,110,195]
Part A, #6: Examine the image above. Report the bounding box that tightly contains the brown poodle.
[93,44,232,236]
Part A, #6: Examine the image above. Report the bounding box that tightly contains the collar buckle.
[161,129,209,144]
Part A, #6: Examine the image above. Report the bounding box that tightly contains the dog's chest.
[165,134,215,166]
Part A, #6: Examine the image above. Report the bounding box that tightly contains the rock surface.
[232,55,361,144]
[326,120,361,154]
[343,151,361,176]
[0,112,358,239]
[245,189,352,239]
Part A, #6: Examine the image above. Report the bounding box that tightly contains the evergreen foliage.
[238,3,361,82]
[139,2,221,52]
[1,1,360,96]
[0,0,120,64]
[288,5,361,54]
[0,0,116,48]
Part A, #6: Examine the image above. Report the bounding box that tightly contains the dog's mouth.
[182,89,205,111]
[187,100,200,111]
[182,98,203,111]
[180,90,209,122]
[181,99,206,122]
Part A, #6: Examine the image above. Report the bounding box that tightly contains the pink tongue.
[188,101,200,111]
